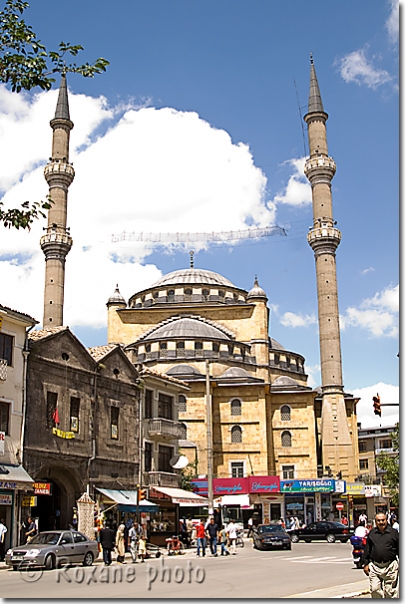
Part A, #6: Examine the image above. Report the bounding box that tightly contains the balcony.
[375,448,394,455]
[143,471,180,488]
[146,418,183,439]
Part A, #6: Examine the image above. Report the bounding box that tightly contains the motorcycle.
[350,534,367,569]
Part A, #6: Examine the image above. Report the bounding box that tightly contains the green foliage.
[0,0,109,229]
[377,422,399,507]
[180,459,198,492]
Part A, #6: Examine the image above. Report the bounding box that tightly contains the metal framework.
[111,225,287,244]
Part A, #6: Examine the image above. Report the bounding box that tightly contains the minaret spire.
[40,75,75,327]
[303,55,356,481]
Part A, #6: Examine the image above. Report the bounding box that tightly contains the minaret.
[40,75,74,327]
[304,55,356,480]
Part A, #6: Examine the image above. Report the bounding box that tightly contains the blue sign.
[281,479,335,493]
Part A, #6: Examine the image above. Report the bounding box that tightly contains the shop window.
[70,397,80,433]
[0,333,13,366]
[158,445,173,473]
[231,425,242,443]
[231,399,241,416]
[0,401,10,435]
[282,465,295,479]
[358,441,367,452]
[231,462,244,478]
[180,423,187,439]
[145,442,153,472]
[178,395,187,413]
[281,431,292,447]
[111,407,119,439]
[158,393,173,420]
[359,459,369,470]
[280,405,291,421]
[145,389,153,419]
[46,392,58,429]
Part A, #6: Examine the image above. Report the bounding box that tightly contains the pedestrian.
[218,525,230,556]
[226,519,237,555]
[99,522,115,566]
[180,517,189,547]
[186,516,194,546]
[392,517,399,533]
[115,523,126,564]
[138,536,147,562]
[363,512,399,598]
[128,523,138,563]
[247,516,254,538]
[359,512,368,525]
[25,517,37,543]
[196,519,206,557]
[205,517,219,556]
[341,515,348,526]
[354,521,369,538]
[0,518,7,561]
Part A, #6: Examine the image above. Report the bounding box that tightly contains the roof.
[247,277,267,299]
[107,285,126,306]
[141,366,188,387]
[307,55,325,114]
[54,74,71,121]
[269,338,286,351]
[150,268,236,289]
[0,304,38,325]
[166,364,203,377]
[218,367,261,381]
[28,326,68,341]
[142,316,231,341]
[88,344,119,362]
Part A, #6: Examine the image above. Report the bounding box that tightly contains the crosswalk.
[260,554,352,564]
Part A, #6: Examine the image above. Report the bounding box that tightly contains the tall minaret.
[304,55,356,480]
[40,75,74,327]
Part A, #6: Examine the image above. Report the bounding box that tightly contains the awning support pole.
[206,360,213,513]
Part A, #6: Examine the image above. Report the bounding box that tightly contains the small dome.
[107,284,126,306]
[247,277,267,299]
[142,317,231,341]
[269,338,285,351]
[273,376,300,387]
[220,367,253,379]
[166,364,203,377]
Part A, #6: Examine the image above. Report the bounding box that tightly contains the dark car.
[5,530,99,570]
[289,521,352,543]
[253,524,292,550]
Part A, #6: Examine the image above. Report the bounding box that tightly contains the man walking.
[128,523,139,563]
[196,519,206,557]
[205,517,219,556]
[363,512,399,598]
[99,522,115,566]
[0,519,7,561]
[226,519,238,555]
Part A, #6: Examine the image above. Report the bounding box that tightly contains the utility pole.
[205,360,214,514]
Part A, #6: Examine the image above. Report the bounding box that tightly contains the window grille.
[178,395,187,413]
[281,431,292,447]
[231,425,242,443]
[280,405,291,421]
[231,399,241,416]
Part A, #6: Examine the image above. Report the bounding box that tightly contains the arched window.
[280,405,291,421]
[231,425,242,443]
[180,423,187,439]
[195,341,203,350]
[202,288,209,301]
[213,342,219,353]
[168,289,175,302]
[281,431,292,447]
[176,341,184,349]
[184,288,192,301]
[178,395,187,413]
[228,344,234,356]
[231,399,242,416]
[145,344,151,353]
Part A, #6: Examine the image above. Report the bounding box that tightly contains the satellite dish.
[169,455,189,469]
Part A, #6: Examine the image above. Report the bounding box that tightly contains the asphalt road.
[0,540,370,599]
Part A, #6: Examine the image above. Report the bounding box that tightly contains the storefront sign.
[334,480,346,493]
[281,479,335,493]
[345,482,366,495]
[213,477,249,495]
[22,496,37,507]
[0,481,17,489]
[248,476,280,493]
[33,482,52,495]
[0,431,5,456]
[365,485,382,498]
[52,427,75,439]
[0,494,12,505]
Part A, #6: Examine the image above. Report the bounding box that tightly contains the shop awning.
[214,494,253,508]
[96,488,158,513]
[150,486,208,506]
[0,464,34,490]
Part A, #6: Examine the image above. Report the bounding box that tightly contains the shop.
[95,488,158,539]
[281,479,343,526]
[0,464,35,548]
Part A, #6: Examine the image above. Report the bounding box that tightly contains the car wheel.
[291,534,299,543]
[83,552,94,567]
[326,534,336,543]
[44,554,55,571]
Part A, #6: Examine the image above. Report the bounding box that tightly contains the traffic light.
[373,394,381,416]
[138,488,147,501]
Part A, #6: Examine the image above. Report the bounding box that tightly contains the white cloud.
[272,158,312,207]
[0,84,277,328]
[361,267,375,275]
[342,284,399,337]
[337,49,392,89]
[279,311,317,328]
[305,364,321,388]
[386,0,399,44]
[351,382,399,429]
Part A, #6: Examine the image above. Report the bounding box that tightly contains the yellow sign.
[52,428,75,439]
[22,496,37,507]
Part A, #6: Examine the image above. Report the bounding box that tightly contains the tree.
[0,0,109,229]
[376,422,399,507]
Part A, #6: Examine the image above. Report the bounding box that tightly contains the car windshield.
[259,525,285,534]
[29,532,61,545]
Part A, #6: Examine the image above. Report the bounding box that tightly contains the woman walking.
[115,523,126,563]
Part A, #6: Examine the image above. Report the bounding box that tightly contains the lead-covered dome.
[151,268,236,288]
[142,317,231,341]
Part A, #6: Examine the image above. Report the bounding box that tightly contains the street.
[0,540,370,598]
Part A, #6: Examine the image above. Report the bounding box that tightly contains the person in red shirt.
[342,515,349,526]
[196,520,206,557]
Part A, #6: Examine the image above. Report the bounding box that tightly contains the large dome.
[150,268,236,289]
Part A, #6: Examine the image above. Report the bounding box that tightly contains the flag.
[52,406,60,425]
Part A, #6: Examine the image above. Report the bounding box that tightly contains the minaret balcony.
[44,161,75,189]
[304,155,336,183]
[40,230,73,259]
[307,226,341,254]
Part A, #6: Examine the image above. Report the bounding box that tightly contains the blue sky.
[0,0,399,428]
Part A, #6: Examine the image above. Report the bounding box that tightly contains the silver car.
[6,530,99,570]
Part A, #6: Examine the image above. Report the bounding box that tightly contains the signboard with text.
[0,494,12,505]
[22,496,37,507]
[345,482,366,495]
[281,479,335,493]
[213,477,249,495]
[33,482,52,495]
[248,476,280,493]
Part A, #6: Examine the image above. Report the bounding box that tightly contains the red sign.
[213,477,249,495]
[33,482,52,496]
[248,476,280,494]
[336,502,344,511]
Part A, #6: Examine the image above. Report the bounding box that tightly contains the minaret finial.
[190,250,194,268]
[54,74,71,121]
[310,52,314,65]
[307,54,325,114]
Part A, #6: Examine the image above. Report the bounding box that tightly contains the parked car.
[252,524,292,550]
[5,530,99,570]
[289,521,352,543]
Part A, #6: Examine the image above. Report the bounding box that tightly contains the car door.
[303,523,317,541]
[58,531,77,564]
[316,522,329,539]
[73,532,91,561]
